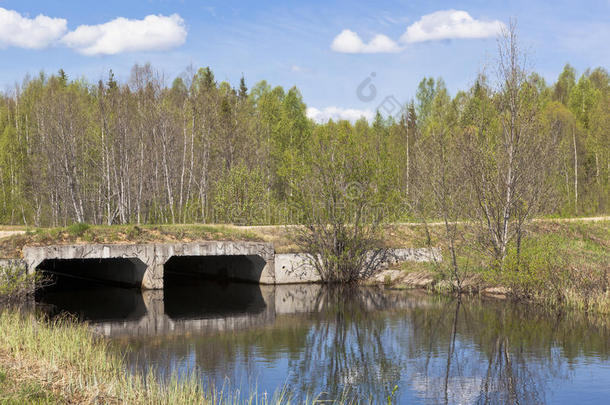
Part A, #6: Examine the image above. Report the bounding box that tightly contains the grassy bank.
[0,310,200,404]
[387,219,610,314]
[1,217,606,258]
[0,310,357,404]
[0,221,422,258]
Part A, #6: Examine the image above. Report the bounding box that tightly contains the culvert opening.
[163,255,267,286]
[36,257,147,289]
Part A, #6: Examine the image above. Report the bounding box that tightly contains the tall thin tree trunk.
[573,126,578,214]
[406,123,410,196]
[179,118,187,221]
[160,126,175,223]
[595,152,600,184]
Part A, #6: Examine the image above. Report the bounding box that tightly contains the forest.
[0,50,608,228]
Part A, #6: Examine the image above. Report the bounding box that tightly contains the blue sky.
[1,0,608,121]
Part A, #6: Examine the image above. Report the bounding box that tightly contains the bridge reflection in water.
[36,277,414,338]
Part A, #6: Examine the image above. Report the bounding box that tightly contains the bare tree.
[412,87,467,290]
[462,22,559,266]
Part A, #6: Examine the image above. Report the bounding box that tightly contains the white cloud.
[401,10,505,43]
[0,7,67,49]
[307,106,374,123]
[330,10,504,53]
[331,29,401,54]
[62,14,187,55]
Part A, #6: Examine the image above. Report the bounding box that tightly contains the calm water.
[36,279,610,404]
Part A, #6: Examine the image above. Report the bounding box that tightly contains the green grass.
[66,222,90,237]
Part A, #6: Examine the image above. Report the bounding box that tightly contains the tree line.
[0,42,607,229]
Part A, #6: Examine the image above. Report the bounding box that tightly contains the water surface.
[37,280,610,404]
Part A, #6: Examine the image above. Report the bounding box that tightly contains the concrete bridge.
[22,241,440,289]
[24,241,276,289]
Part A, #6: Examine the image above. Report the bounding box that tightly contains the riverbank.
[0,309,199,404]
[1,218,608,313]
[376,219,610,314]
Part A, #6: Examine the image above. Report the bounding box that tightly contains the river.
[36,277,610,404]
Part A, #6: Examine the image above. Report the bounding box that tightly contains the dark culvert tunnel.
[36,257,147,289]
[162,255,267,285]
[35,258,149,322]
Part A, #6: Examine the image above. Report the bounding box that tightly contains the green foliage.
[0,262,44,303]
[0,62,607,228]
[67,222,90,237]
[212,164,271,225]
[553,64,576,105]
[485,238,567,299]
[569,75,599,129]
[477,223,609,312]
[415,77,445,126]
[290,121,392,282]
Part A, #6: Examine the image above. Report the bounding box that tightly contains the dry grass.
[0,224,264,259]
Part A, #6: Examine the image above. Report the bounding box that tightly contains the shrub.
[67,222,90,237]
[0,263,49,303]
[290,122,390,283]
[483,238,564,300]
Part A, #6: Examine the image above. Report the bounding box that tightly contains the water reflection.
[36,282,610,404]
[407,299,566,404]
[36,281,147,321]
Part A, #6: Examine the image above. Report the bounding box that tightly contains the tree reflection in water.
[285,286,406,402]
[281,289,575,404]
[408,297,569,405]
